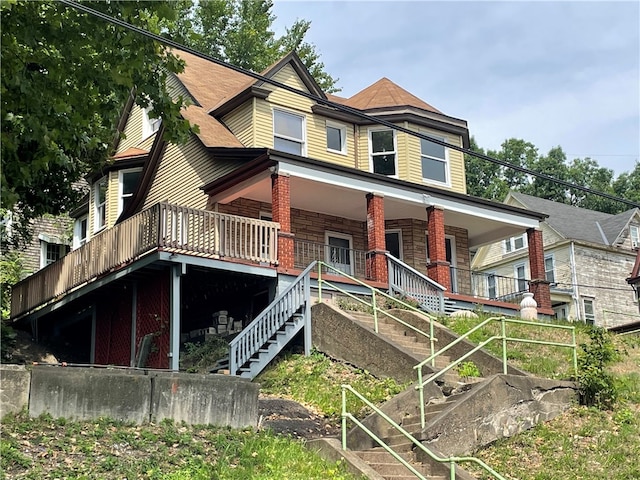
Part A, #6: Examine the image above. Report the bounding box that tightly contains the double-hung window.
[274,109,305,156]
[421,134,449,185]
[39,237,68,268]
[582,297,595,325]
[631,225,639,249]
[326,121,346,154]
[142,106,161,139]
[486,273,497,299]
[94,177,107,232]
[119,168,142,215]
[73,215,88,249]
[544,254,555,284]
[514,263,528,292]
[369,129,397,176]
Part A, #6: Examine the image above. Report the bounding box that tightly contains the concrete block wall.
[0,365,259,428]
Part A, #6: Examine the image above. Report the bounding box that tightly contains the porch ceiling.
[213,174,535,249]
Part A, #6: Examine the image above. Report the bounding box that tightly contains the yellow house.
[11,50,549,373]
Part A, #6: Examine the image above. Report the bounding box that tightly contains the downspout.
[570,241,580,321]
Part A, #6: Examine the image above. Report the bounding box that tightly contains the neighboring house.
[472,191,640,328]
[10,50,550,371]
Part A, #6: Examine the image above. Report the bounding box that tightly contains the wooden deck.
[10,203,280,319]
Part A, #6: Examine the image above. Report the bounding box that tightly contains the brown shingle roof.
[344,77,441,113]
[113,147,149,159]
[181,105,244,148]
[173,50,254,111]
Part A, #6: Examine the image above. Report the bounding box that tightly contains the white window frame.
[420,132,451,187]
[385,229,403,260]
[631,225,639,249]
[40,241,67,268]
[368,128,398,177]
[544,254,555,284]
[93,176,107,232]
[504,234,528,254]
[514,263,528,292]
[582,297,596,325]
[325,231,354,276]
[73,215,88,249]
[273,108,306,156]
[142,106,161,139]
[118,168,143,215]
[326,120,347,155]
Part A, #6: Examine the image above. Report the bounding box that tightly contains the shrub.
[576,327,621,408]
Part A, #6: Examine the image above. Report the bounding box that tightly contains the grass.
[0,413,361,480]
[256,350,410,418]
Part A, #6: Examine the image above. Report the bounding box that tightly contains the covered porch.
[204,150,551,314]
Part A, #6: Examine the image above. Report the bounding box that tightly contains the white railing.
[228,262,315,376]
[11,203,280,319]
[386,253,445,313]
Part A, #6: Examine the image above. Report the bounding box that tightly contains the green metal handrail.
[414,316,577,428]
[342,384,506,480]
[316,261,437,361]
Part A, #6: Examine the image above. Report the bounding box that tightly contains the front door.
[326,232,353,275]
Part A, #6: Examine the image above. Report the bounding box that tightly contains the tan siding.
[106,170,119,227]
[222,101,253,147]
[144,135,237,210]
[306,116,355,168]
[448,136,466,194]
[166,73,192,101]
[253,98,273,148]
[265,64,314,112]
[117,106,144,154]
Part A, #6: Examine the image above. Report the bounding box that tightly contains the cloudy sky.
[272,0,639,176]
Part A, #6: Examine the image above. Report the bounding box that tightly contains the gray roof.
[508,191,638,245]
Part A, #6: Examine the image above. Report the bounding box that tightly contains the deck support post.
[169,264,183,371]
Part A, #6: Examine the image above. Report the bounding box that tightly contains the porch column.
[426,206,451,290]
[272,173,294,270]
[366,192,388,283]
[527,228,551,310]
[169,264,182,371]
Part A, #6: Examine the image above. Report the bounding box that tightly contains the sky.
[272,0,640,176]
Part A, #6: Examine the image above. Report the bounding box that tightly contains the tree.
[521,146,569,203]
[464,137,507,200]
[1,0,192,240]
[162,0,339,92]
[566,158,618,213]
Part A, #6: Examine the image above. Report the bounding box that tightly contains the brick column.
[272,173,294,270]
[426,206,450,290]
[366,192,388,283]
[527,228,551,310]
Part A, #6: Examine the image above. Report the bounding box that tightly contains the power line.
[58,0,640,210]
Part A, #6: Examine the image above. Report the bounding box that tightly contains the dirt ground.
[2,328,340,441]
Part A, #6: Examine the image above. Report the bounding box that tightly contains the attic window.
[273,109,305,156]
[119,168,142,215]
[631,225,639,249]
[142,106,161,139]
[369,129,397,176]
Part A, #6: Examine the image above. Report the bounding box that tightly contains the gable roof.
[508,191,639,246]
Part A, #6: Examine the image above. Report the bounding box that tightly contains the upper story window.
[631,225,639,249]
[273,109,305,156]
[582,297,595,325]
[504,234,527,254]
[142,106,161,139]
[73,215,88,249]
[369,129,397,176]
[545,254,555,283]
[421,134,449,186]
[326,120,346,154]
[94,177,107,232]
[118,168,142,215]
[39,237,69,268]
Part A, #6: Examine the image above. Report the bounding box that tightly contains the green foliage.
[257,351,408,418]
[0,412,359,480]
[180,335,229,373]
[1,0,192,230]
[162,0,338,92]
[456,361,481,378]
[577,327,621,408]
[465,137,639,214]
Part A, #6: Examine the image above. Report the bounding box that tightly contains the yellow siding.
[166,73,191,101]
[306,115,355,168]
[254,98,273,148]
[117,106,144,154]
[264,64,314,112]
[144,135,237,211]
[222,101,254,147]
[106,170,120,227]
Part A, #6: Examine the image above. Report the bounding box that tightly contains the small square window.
[326,121,346,154]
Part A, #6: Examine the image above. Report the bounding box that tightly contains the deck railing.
[294,239,369,279]
[450,266,529,303]
[10,203,279,319]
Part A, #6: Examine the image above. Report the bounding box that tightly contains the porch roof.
[202,149,547,249]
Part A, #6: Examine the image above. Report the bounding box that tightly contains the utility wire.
[59,0,640,210]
